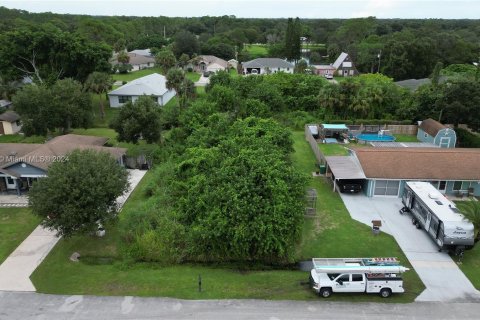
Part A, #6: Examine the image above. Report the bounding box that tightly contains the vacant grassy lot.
[0,208,40,264]
[31,129,424,302]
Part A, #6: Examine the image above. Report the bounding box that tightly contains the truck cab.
[311,271,367,297]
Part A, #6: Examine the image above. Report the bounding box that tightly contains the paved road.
[1,292,480,320]
[0,170,147,292]
[340,193,480,302]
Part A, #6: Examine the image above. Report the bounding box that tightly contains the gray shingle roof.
[0,111,20,122]
[242,58,293,69]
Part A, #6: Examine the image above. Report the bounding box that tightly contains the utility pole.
[377,50,382,74]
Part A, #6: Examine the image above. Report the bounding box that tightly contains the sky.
[1,0,479,19]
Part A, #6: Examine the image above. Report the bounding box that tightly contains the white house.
[108,73,176,107]
[111,51,156,72]
[242,58,294,75]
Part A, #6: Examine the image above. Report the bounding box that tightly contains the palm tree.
[458,200,480,242]
[84,72,114,119]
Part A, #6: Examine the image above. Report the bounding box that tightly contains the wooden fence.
[304,124,326,165]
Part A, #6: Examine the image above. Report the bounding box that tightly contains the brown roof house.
[417,118,456,148]
[111,50,156,72]
[0,111,21,135]
[350,147,480,197]
[0,134,126,194]
[194,55,229,73]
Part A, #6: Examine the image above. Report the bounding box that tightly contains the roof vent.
[428,191,441,199]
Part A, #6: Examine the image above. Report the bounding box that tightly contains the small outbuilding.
[417,118,456,148]
[0,111,21,135]
[321,124,349,139]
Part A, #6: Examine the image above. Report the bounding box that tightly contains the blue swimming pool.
[356,133,396,142]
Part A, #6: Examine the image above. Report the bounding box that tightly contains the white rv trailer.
[401,181,475,254]
[310,257,409,298]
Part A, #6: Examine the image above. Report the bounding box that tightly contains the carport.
[325,156,366,192]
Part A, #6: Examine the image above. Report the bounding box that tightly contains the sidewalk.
[0,169,147,292]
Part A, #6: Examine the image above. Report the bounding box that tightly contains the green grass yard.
[318,143,349,156]
[30,130,424,302]
[244,44,268,58]
[394,134,418,142]
[0,208,40,264]
[457,243,480,290]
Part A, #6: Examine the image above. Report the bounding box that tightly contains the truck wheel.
[320,288,332,298]
[380,288,392,298]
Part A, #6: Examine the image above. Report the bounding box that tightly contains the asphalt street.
[1,292,480,320]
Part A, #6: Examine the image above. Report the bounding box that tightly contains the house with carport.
[350,147,480,198]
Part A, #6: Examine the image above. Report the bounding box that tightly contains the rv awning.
[322,124,349,130]
[325,156,366,180]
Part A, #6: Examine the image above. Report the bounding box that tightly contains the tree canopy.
[110,95,162,144]
[29,149,129,237]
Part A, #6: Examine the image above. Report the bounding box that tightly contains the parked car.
[325,74,334,80]
[203,71,211,77]
[336,179,363,193]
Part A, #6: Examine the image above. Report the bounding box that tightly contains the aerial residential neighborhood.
[0,1,480,319]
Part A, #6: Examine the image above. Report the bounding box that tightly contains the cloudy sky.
[1,0,479,19]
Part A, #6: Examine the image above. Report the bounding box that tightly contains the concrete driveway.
[340,193,480,302]
[194,75,210,86]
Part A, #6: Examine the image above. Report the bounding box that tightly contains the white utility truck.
[309,257,409,298]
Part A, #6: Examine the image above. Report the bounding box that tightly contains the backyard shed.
[417,118,456,148]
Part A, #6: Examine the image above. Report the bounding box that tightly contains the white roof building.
[108,73,176,107]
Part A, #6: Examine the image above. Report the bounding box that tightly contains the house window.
[453,181,462,191]
[374,180,400,196]
[424,133,428,138]
[7,177,14,184]
[287,68,290,71]
[118,96,132,104]
[439,181,446,190]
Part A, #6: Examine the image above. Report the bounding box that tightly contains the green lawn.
[0,208,40,264]
[113,68,200,83]
[245,44,268,58]
[31,130,424,302]
[458,243,480,290]
[112,68,164,82]
[394,134,418,142]
[0,134,46,144]
[318,143,349,156]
